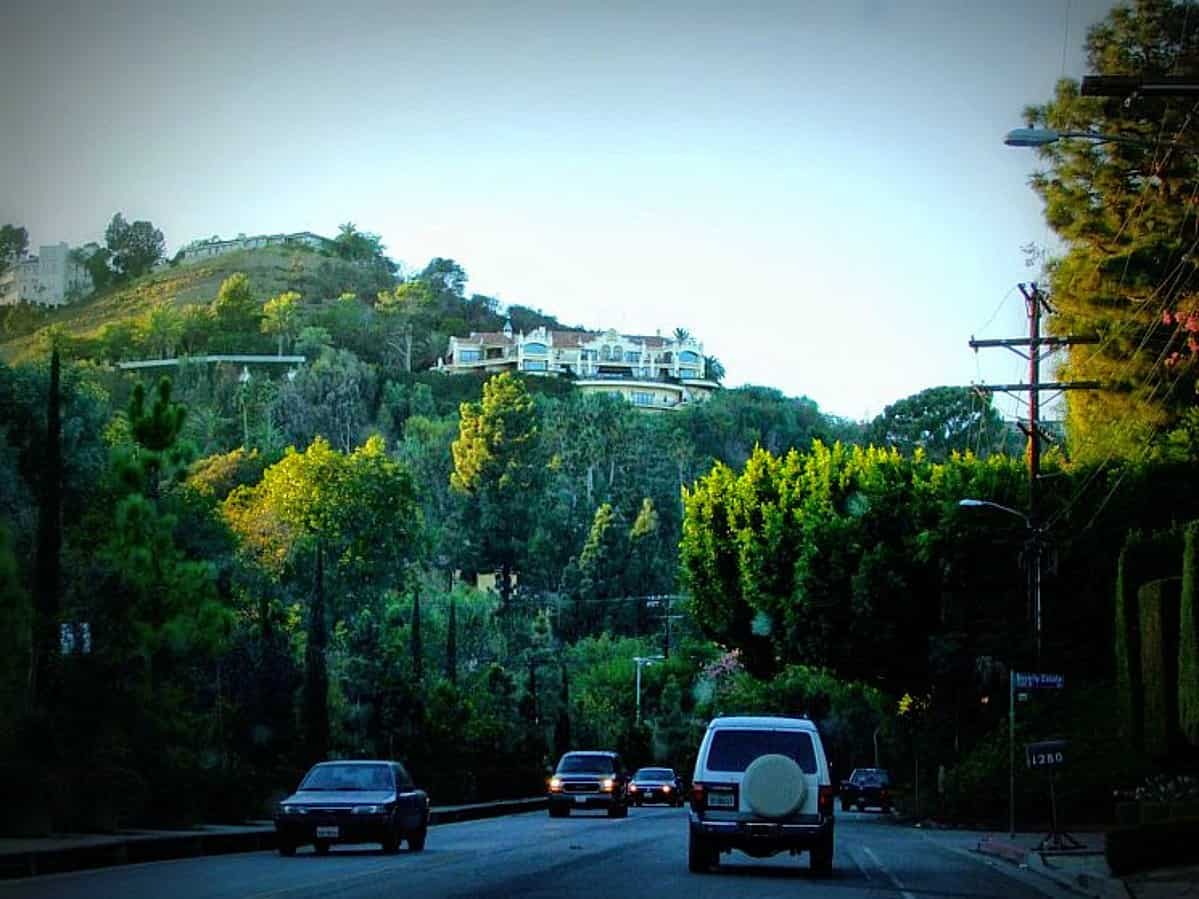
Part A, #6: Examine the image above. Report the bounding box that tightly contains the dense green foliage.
[1106,816,1199,876]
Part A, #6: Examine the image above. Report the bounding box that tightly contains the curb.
[0,797,549,880]
[975,838,1132,899]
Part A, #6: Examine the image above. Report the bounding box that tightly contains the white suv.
[688,715,835,874]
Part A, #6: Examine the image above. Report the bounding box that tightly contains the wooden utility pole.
[969,283,1100,663]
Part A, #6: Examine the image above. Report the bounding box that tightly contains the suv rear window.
[706,729,817,774]
[557,754,615,774]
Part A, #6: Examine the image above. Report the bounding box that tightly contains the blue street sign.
[1013,672,1064,690]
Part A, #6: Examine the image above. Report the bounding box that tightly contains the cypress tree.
[411,591,423,682]
[303,543,329,763]
[31,348,62,710]
[446,598,457,685]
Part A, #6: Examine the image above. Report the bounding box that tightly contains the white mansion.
[437,324,719,410]
[0,242,95,308]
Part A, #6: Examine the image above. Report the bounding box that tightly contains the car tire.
[688,830,718,873]
[841,798,853,811]
[277,842,296,857]
[810,832,834,875]
[407,826,427,852]
[313,840,331,856]
[381,829,400,854]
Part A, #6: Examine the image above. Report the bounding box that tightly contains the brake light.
[690,782,706,811]
[818,785,834,816]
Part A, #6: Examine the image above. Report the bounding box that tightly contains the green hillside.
[0,246,393,363]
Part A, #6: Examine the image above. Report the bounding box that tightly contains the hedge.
[1116,530,1183,749]
[1138,578,1182,760]
[1181,522,1199,748]
[1106,816,1199,876]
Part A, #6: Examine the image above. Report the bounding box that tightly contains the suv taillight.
[690,782,706,811]
[818,785,834,817]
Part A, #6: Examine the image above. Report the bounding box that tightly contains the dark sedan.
[274,760,430,855]
[840,767,892,812]
[629,767,683,806]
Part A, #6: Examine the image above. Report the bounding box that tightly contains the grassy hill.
[0,246,392,363]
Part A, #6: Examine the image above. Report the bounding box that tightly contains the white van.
[688,715,835,874]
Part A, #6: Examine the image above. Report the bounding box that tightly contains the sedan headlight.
[662,785,672,792]
[352,805,381,814]
[629,783,638,792]
[278,804,303,815]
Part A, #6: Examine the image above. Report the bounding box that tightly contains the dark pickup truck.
[839,768,892,812]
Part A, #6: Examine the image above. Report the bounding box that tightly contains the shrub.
[1106,817,1199,876]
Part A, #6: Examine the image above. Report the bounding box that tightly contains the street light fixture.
[1004,127,1166,151]
[633,655,664,725]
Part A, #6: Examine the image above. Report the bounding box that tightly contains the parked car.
[630,767,684,806]
[688,716,835,875]
[547,750,631,818]
[840,768,892,812]
[274,760,430,856]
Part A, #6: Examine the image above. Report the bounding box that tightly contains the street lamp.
[238,366,252,447]
[958,498,1042,663]
[633,655,664,725]
[1003,127,1154,149]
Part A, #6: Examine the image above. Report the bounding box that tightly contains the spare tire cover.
[743,753,806,819]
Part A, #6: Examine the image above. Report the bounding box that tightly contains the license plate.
[574,796,587,804]
[316,826,339,839]
[707,792,735,808]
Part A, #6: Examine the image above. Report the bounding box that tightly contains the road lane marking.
[861,845,917,899]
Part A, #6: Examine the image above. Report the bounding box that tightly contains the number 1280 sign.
[1024,740,1067,769]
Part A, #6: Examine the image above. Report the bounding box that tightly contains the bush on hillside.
[1106,816,1199,876]
[1181,522,1199,747]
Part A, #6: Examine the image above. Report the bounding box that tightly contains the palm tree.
[673,327,691,343]
[704,355,725,383]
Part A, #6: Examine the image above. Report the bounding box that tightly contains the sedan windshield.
[557,755,615,774]
[633,768,674,781]
[300,764,393,791]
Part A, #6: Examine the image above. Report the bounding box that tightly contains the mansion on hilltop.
[437,323,719,410]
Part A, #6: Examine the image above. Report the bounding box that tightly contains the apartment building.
[179,231,333,263]
[437,323,719,409]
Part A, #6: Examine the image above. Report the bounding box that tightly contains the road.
[0,808,1066,899]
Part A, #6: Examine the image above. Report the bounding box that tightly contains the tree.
[451,373,543,610]
[1021,0,1199,462]
[105,213,164,280]
[212,273,261,335]
[673,327,691,343]
[261,291,302,355]
[304,543,330,762]
[0,224,29,277]
[867,386,1006,460]
[411,591,424,682]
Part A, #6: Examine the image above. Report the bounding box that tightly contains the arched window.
[524,342,548,355]
[679,351,700,364]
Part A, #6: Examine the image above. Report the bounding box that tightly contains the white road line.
[849,846,874,881]
[862,845,917,899]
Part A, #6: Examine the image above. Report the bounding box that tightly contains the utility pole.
[969,283,1100,665]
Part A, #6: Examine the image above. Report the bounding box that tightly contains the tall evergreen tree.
[411,591,424,682]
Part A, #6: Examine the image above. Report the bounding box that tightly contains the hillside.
[0,246,393,363]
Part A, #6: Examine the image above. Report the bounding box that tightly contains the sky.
[0,0,1119,421]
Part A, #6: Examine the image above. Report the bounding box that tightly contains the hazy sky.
[0,0,1117,420]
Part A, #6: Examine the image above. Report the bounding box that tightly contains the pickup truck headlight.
[549,776,563,791]
[600,778,615,792]
[352,805,381,814]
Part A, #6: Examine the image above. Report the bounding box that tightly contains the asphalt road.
[0,809,1066,899]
